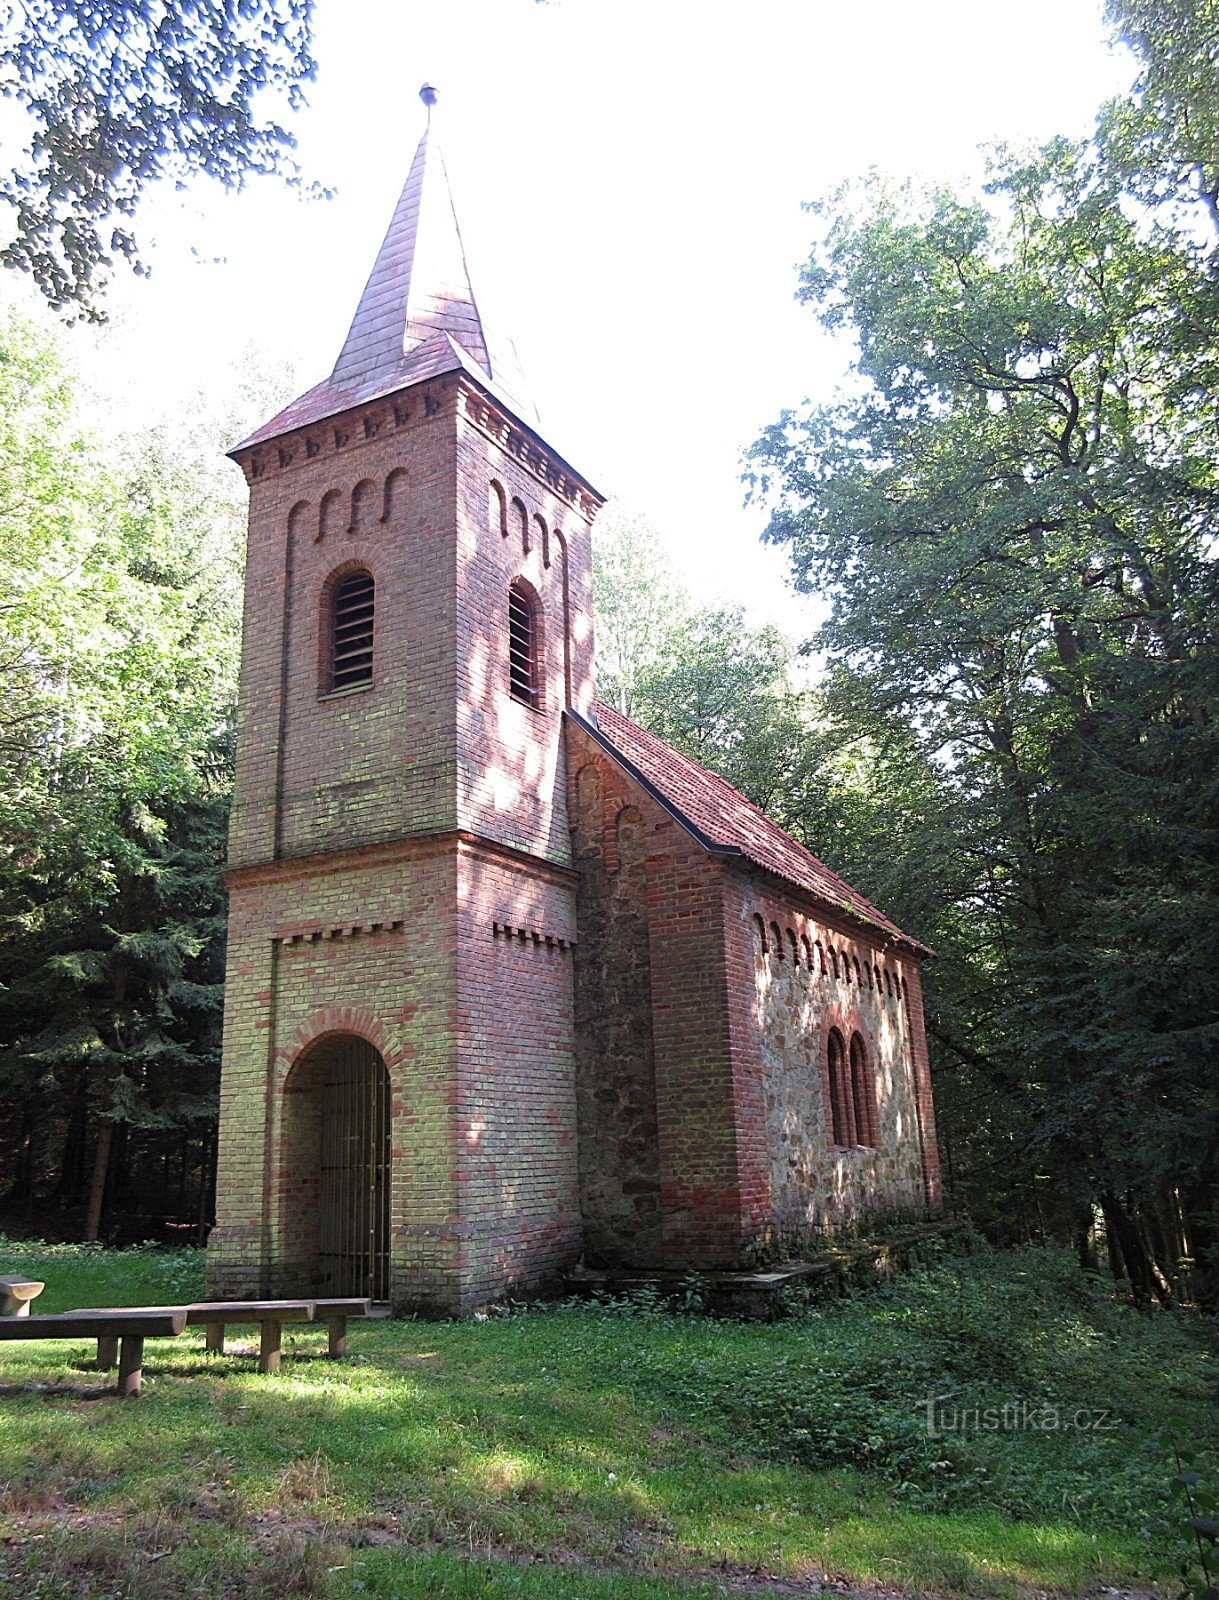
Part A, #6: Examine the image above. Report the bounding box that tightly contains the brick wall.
[211,370,601,1314]
[566,718,941,1272]
[456,841,581,1307]
[208,836,461,1311]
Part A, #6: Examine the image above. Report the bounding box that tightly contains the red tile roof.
[576,702,928,953]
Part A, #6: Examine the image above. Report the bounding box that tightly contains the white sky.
[25,0,1136,633]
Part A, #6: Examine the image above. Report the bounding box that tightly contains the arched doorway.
[282,1034,391,1300]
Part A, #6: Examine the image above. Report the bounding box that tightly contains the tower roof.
[237,89,535,450]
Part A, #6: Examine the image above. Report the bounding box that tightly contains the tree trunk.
[1103,1198,1128,1283]
[1075,1205,1098,1272]
[84,1121,113,1242]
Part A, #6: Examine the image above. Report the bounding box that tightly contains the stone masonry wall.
[721,874,937,1255]
[566,722,754,1270]
[569,759,663,1268]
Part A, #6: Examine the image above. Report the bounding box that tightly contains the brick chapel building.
[206,93,941,1315]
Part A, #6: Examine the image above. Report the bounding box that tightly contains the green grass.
[0,1237,1212,1598]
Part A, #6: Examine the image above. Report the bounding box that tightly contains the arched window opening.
[383,467,409,524]
[787,929,799,965]
[770,921,783,957]
[508,581,539,707]
[350,477,377,533]
[331,570,375,691]
[827,1028,853,1147]
[849,1031,877,1147]
[511,496,529,553]
[490,479,508,537]
[752,914,768,954]
[319,487,344,542]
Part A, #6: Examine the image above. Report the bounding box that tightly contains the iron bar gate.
[319,1037,391,1300]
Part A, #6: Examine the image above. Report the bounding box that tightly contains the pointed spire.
[330,85,532,412]
[236,86,535,450]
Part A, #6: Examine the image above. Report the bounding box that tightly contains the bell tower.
[207,89,602,1314]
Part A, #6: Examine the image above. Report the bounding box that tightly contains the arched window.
[330,570,375,690]
[826,1028,852,1147]
[849,1031,877,1147]
[508,580,539,707]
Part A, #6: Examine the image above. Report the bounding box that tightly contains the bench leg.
[327,1316,347,1358]
[117,1335,144,1397]
[97,1335,118,1371]
[205,1322,225,1354]
[259,1320,281,1374]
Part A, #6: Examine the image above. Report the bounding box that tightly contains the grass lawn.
[0,1239,1212,1599]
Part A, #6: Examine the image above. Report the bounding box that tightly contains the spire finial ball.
[420,83,438,107]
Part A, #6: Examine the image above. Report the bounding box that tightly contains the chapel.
[205,92,941,1315]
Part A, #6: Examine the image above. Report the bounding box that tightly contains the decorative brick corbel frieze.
[491,920,574,952]
[459,380,601,520]
[273,919,406,946]
[235,379,456,486]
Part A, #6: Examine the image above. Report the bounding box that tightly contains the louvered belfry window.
[331,571,375,691]
[508,581,538,707]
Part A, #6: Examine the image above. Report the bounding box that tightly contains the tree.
[748,117,1219,1299]
[1105,0,1219,225]
[0,308,267,1239]
[0,0,316,314]
[591,500,688,719]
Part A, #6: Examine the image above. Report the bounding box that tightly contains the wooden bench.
[72,1300,316,1374]
[308,1297,374,1358]
[0,1310,186,1395]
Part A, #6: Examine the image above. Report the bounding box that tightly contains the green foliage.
[1105,0,1219,225]
[1166,1433,1219,1600]
[0,0,317,313]
[551,1244,1214,1543]
[0,1240,1206,1596]
[591,502,838,847]
[746,33,1219,1292]
[0,307,264,1232]
[0,1235,205,1309]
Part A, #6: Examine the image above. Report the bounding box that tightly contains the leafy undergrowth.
[0,1238,1212,1599]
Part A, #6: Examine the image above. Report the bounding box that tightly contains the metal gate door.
[319,1037,391,1300]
